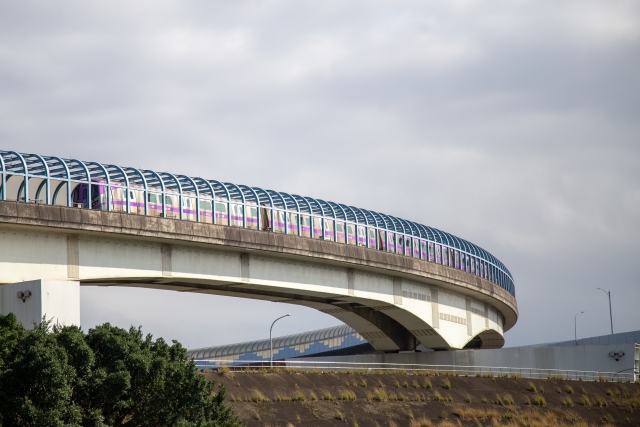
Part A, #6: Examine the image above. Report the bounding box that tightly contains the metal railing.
[193,359,638,382]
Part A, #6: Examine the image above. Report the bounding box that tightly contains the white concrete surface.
[0,279,80,328]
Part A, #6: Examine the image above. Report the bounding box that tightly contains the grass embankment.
[206,368,640,427]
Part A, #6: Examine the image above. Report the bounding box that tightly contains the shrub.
[495,393,514,406]
[465,396,471,403]
[309,391,318,401]
[442,379,451,389]
[566,385,574,394]
[432,391,445,401]
[581,387,588,395]
[339,389,356,401]
[581,396,592,407]
[422,379,433,389]
[527,382,537,392]
[412,380,421,389]
[248,389,269,402]
[291,391,306,401]
[562,397,574,407]
[360,379,368,387]
[335,410,344,421]
[533,396,546,406]
[321,391,335,401]
[367,389,388,401]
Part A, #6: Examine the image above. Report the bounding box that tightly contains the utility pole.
[597,288,613,334]
[270,314,291,367]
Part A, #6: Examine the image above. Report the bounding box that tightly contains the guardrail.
[193,359,638,382]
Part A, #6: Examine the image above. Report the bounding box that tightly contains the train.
[70,180,497,284]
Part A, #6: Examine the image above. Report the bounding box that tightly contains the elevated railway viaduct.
[0,200,516,351]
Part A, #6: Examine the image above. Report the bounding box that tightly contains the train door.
[412,238,419,258]
[272,209,285,233]
[347,224,356,245]
[435,244,441,263]
[420,240,427,259]
[387,232,395,252]
[229,202,244,227]
[396,234,403,254]
[324,219,334,241]
[286,211,299,235]
[428,242,434,262]
[357,226,366,247]
[215,200,229,225]
[335,221,345,243]
[245,204,258,229]
[259,205,270,230]
[147,192,161,216]
[312,217,323,239]
[454,250,460,269]
[368,228,377,249]
[199,199,213,224]
[378,230,387,251]
[300,215,311,238]
[182,196,196,221]
[165,194,178,218]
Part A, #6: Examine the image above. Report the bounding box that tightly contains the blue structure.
[523,330,640,348]
[188,324,372,367]
[0,150,514,296]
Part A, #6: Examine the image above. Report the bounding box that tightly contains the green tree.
[0,315,242,427]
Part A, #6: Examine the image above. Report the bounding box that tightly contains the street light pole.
[597,288,613,335]
[270,314,291,367]
[575,311,585,345]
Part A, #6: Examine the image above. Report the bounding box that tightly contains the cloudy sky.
[1,0,638,349]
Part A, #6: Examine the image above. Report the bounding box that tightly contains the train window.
[200,200,211,210]
[165,196,173,206]
[148,193,157,203]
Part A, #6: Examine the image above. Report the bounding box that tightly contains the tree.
[0,315,242,427]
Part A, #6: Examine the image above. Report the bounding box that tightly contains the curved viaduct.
[0,201,516,351]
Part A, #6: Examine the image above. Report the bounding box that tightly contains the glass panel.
[428,242,434,262]
[420,240,427,259]
[455,250,460,269]
[413,238,420,258]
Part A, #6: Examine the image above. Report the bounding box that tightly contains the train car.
[69,179,501,286]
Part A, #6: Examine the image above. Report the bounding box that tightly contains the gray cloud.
[0,0,638,348]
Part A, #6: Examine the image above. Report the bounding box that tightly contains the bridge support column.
[0,280,80,328]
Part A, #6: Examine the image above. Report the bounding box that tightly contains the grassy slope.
[205,369,640,427]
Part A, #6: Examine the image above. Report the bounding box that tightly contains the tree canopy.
[0,313,242,427]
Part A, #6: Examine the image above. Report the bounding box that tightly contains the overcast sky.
[1,0,638,349]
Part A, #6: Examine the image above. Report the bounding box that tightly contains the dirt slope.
[205,369,640,427]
